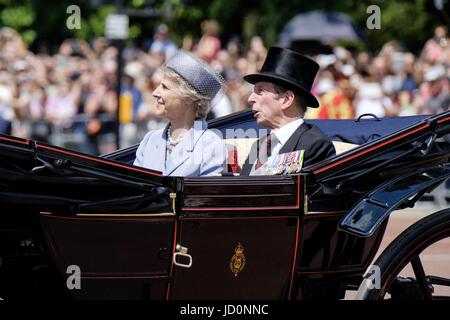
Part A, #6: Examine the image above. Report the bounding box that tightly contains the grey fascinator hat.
[165,50,226,102]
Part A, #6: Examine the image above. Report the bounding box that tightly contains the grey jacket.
[134,120,226,176]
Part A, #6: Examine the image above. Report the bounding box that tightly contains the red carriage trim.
[182,176,301,211]
[288,216,300,300]
[37,144,162,177]
[0,136,30,145]
[166,220,179,300]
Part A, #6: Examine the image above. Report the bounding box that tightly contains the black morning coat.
[239,122,336,176]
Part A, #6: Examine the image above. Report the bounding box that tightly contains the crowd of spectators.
[0,21,449,155]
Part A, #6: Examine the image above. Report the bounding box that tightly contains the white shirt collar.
[272,118,304,146]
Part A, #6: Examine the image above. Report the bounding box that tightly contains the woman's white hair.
[161,66,211,119]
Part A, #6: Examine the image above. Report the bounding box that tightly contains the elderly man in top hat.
[240,47,336,176]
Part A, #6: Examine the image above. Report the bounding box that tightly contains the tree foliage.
[0,0,447,54]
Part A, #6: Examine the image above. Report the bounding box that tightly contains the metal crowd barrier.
[48,114,117,155]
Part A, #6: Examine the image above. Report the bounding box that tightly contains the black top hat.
[244,47,320,108]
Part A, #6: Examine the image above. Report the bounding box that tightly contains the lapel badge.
[230,242,246,277]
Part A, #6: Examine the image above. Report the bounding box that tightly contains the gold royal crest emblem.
[230,242,246,277]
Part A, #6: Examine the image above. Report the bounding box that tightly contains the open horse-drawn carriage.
[1,110,450,300]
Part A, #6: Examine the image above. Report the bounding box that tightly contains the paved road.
[346,203,450,299]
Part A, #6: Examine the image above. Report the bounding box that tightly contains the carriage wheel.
[356,208,450,300]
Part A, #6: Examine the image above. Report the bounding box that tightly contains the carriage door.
[170,175,301,299]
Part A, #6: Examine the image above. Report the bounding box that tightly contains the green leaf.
[21,29,36,45]
[1,6,36,28]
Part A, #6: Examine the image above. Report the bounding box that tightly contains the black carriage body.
[1,111,450,300]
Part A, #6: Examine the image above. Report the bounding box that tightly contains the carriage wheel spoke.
[411,255,433,300]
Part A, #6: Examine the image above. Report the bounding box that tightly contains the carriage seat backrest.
[332,141,359,154]
[224,139,358,173]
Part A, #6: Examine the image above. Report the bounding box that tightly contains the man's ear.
[280,90,296,111]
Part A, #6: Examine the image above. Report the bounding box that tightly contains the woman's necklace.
[167,125,185,146]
